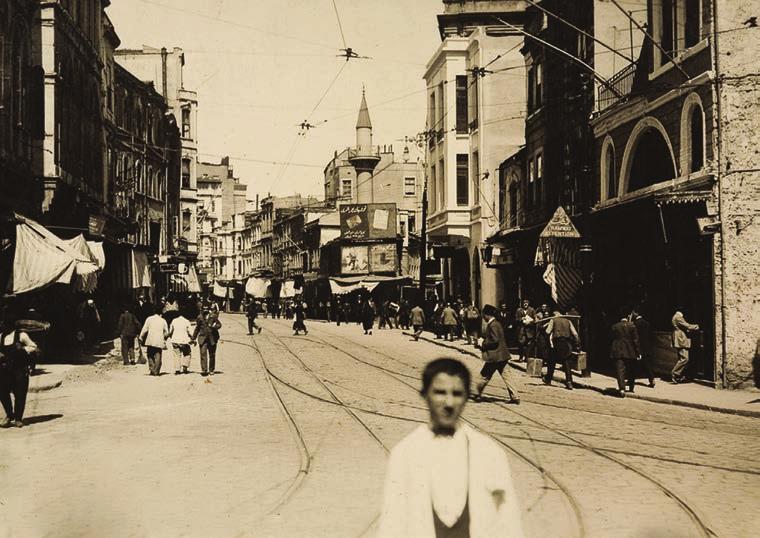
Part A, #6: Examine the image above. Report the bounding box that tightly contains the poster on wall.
[340,203,397,240]
[370,243,397,273]
[341,245,369,274]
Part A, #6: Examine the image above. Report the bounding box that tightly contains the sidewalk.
[405,329,760,419]
[29,338,121,393]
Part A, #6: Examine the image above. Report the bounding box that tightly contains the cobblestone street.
[1,313,759,537]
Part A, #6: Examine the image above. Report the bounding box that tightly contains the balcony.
[347,146,381,160]
[598,62,637,113]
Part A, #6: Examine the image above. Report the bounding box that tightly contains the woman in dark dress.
[293,302,308,335]
[361,299,376,335]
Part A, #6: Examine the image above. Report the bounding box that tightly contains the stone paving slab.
[400,328,760,418]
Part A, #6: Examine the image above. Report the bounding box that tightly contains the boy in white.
[169,313,194,375]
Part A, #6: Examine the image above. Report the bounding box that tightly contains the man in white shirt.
[378,358,524,538]
[169,313,194,375]
[138,306,169,376]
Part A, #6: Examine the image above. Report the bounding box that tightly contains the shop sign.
[370,243,397,273]
[340,203,397,240]
[341,245,369,274]
[159,263,178,273]
[540,206,581,239]
[88,215,106,236]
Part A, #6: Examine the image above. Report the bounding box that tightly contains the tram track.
[298,322,719,537]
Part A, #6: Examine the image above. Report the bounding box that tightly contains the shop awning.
[280,280,297,298]
[185,264,202,293]
[329,278,380,295]
[9,215,99,295]
[131,250,152,289]
[212,281,231,299]
[330,275,411,285]
[62,235,104,293]
[245,276,271,297]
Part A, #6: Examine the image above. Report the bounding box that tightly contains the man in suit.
[632,309,655,388]
[192,308,219,376]
[515,299,536,362]
[544,309,580,390]
[472,304,520,404]
[671,310,699,384]
[609,312,641,397]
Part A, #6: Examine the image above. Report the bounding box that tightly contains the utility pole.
[419,164,428,295]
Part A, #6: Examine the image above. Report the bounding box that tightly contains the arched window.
[680,93,706,176]
[600,136,617,201]
[621,117,677,194]
[690,107,704,172]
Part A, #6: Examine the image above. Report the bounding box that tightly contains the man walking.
[543,310,580,390]
[169,311,194,375]
[410,303,426,341]
[138,305,169,376]
[246,299,262,335]
[378,358,524,538]
[116,304,140,365]
[632,309,655,388]
[0,307,39,428]
[515,299,536,362]
[671,310,699,384]
[609,311,641,397]
[463,302,481,346]
[472,305,520,404]
[192,308,219,376]
[441,302,459,342]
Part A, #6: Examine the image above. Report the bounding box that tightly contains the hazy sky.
[108,0,442,201]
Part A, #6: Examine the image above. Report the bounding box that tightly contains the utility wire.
[331,0,348,50]
[523,0,635,64]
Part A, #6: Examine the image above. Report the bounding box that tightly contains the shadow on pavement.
[24,414,63,426]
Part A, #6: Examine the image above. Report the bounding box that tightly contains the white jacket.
[378,423,524,538]
[139,314,169,349]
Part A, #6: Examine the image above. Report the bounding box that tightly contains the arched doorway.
[628,128,676,192]
[471,249,481,308]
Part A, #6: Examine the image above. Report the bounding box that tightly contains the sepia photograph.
[1,0,759,536]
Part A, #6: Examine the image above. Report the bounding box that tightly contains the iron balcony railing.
[598,62,637,113]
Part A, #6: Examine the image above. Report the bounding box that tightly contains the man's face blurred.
[522,300,529,308]
[425,373,467,432]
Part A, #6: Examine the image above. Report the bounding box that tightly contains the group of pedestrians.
[117,295,222,377]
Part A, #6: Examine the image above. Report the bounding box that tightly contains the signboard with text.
[339,203,397,240]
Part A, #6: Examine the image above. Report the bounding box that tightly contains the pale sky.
[108,0,442,202]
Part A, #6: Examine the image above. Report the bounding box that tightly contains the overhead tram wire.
[332,0,348,50]
[522,0,635,64]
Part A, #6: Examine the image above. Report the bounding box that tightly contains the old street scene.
[1,1,760,537]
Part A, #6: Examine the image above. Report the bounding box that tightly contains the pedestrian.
[515,299,536,362]
[671,310,699,384]
[362,298,376,335]
[0,307,39,428]
[463,302,481,346]
[535,304,552,366]
[543,309,580,390]
[326,298,332,323]
[192,308,220,376]
[116,303,140,366]
[441,302,459,342]
[472,304,520,404]
[77,298,101,348]
[246,298,263,335]
[398,299,410,330]
[169,312,194,375]
[378,357,524,538]
[631,309,656,388]
[609,310,641,397]
[433,301,446,339]
[262,301,269,319]
[410,303,426,341]
[292,302,308,335]
[138,305,169,377]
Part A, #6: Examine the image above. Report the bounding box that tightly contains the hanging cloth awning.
[131,250,152,289]
[245,276,271,297]
[212,281,229,299]
[280,280,297,298]
[185,264,202,293]
[329,278,380,295]
[62,235,103,293]
[8,215,99,295]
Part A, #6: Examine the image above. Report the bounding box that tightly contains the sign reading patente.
[540,206,581,239]
[339,203,397,240]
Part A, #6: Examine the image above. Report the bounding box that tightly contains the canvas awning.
[212,281,230,299]
[245,276,271,297]
[185,264,202,293]
[279,280,297,298]
[329,278,379,295]
[9,215,99,295]
[62,235,104,293]
[131,250,152,288]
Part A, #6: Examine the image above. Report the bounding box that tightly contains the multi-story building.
[586,0,760,388]
[195,156,247,282]
[115,45,199,256]
[423,0,528,306]
[257,194,320,276]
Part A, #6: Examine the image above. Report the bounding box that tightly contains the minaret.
[349,88,380,203]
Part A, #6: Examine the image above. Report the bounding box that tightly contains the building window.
[404,176,416,196]
[690,105,704,173]
[604,143,617,200]
[527,62,543,113]
[437,83,444,140]
[509,182,518,227]
[341,178,352,198]
[456,75,468,134]
[456,154,469,206]
[181,107,191,138]
[527,156,535,208]
[654,0,702,68]
[429,164,437,213]
[428,91,436,145]
[472,151,480,206]
[438,158,445,210]
[182,210,191,232]
[535,153,543,204]
[181,158,191,189]
[469,73,479,131]
[408,214,416,233]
